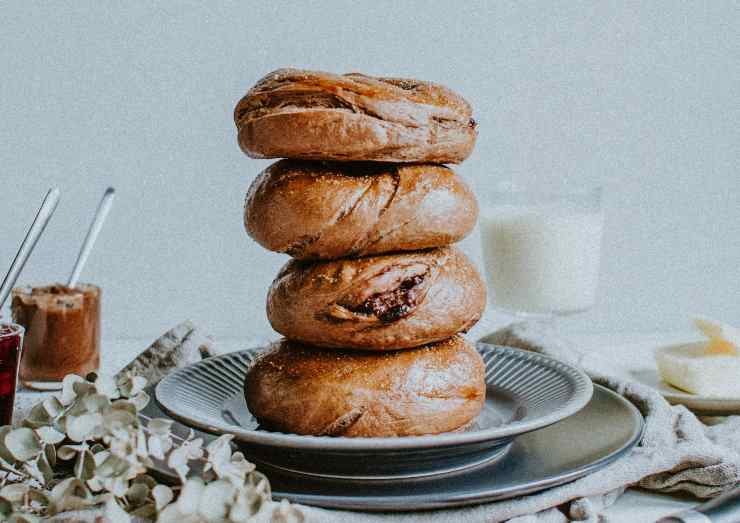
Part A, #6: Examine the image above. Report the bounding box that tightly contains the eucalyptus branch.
[0,462,29,482]
[0,373,304,523]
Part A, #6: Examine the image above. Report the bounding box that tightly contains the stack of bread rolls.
[234,69,487,437]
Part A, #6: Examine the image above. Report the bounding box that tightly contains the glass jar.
[0,322,24,425]
[12,284,100,390]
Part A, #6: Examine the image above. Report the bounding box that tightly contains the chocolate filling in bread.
[351,274,425,322]
[327,263,431,323]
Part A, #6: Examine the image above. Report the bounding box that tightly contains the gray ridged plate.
[145,384,642,511]
[156,343,593,480]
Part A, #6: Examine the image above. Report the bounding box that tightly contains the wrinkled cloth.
[289,322,740,522]
[26,321,740,522]
[486,322,740,499]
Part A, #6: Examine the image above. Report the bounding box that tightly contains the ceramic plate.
[145,384,642,511]
[633,341,740,416]
[155,343,592,479]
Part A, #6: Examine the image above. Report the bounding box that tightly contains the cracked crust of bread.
[234,68,477,163]
[243,336,486,437]
[244,160,478,260]
[266,247,486,350]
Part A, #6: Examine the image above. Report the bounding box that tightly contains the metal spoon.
[0,188,61,310]
[68,187,115,288]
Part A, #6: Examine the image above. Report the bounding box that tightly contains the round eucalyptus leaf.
[74,449,96,481]
[57,444,83,461]
[0,483,29,503]
[26,487,50,507]
[119,375,147,397]
[131,391,150,411]
[9,513,42,523]
[43,396,65,418]
[0,497,12,518]
[96,454,129,478]
[110,399,137,417]
[272,498,304,523]
[125,481,150,507]
[148,418,174,436]
[156,503,182,523]
[66,413,103,442]
[177,478,204,515]
[229,488,262,521]
[102,409,136,432]
[44,443,57,468]
[152,484,174,511]
[198,480,235,521]
[36,450,55,484]
[60,375,86,406]
[50,477,87,502]
[0,426,16,463]
[72,381,96,398]
[130,502,157,519]
[83,393,111,413]
[94,374,120,399]
[133,474,157,489]
[36,426,65,445]
[23,403,51,429]
[5,427,42,462]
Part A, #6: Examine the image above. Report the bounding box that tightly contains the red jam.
[0,324,23,426]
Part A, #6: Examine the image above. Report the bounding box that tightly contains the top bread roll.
[244,160,478,260]
[234,68,477,163]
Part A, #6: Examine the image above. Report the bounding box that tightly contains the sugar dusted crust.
[244,336,486,437]
[244,160,479,260]
[266,247,487,350]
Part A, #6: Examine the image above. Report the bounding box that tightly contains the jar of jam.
[0,322,24,425]
[11,284,100,390]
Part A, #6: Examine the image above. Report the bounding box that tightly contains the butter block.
[694,316,740,355]
[655,343,740,397]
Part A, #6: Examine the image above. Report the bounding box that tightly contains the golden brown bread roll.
[244,160,478,260]
[234,68,477,164]
[244,337,486,437]
[266,247,486,350]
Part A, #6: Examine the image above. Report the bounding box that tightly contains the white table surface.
[15,332,702,522]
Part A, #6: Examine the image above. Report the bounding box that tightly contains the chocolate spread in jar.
[11,284,100,389]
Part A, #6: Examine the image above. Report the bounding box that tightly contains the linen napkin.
[286,320,740,522]
[481,322,740,498]
[37,321,740,522]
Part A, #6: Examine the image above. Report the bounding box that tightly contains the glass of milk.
[479,184,603,319]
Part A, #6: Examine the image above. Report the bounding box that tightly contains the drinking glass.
[479,184,604,323]
[0,322,24,426]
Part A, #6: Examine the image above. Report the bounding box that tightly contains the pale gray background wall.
[1,1,738,341]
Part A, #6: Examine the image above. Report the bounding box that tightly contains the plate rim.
[268,385,644,511]
[155,343,593,451]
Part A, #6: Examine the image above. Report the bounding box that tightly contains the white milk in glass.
[481,205,604,315]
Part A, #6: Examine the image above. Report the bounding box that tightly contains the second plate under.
[155,343,593,480]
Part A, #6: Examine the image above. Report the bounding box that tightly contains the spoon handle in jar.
[68,187,115,288]
[0,188,61,310]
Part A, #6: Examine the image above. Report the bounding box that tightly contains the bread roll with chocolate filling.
[234,68,477,163]
[244,160,478,260]
[244,337,486,437]
[266,247,486,350]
